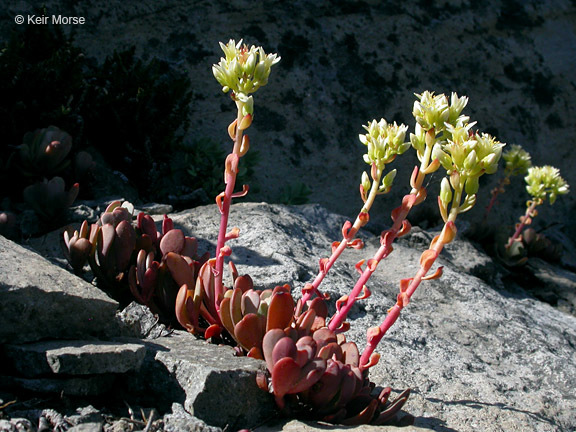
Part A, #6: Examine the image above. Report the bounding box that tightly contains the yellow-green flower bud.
[361,171,371,193]
[463,149,478,171]
[236,94,254,116]
[502,144,532,177]
[440,177,453,206]
[450,171,461,190]
[475,133,504,175]
[432,143,452,171]
[410,122,426,156]
[525,166,570,204]
[380,169,397,193]
[465,175,479,195]
[448,92,469,125]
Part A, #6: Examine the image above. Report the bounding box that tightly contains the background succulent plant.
[23,177,79,223]
[63,201,208,324]
[18,126,73,177]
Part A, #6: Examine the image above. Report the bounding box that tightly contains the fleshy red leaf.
[272,336,297,366]
[262,329,286,372]
[160,229,185,255]
[266,289,295,332]
[235,313,264,351]
[165,252,195,288]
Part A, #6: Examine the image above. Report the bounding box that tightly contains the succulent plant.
[129,218,208,324]
[257,308,409,425]
[522,228,562,262]
[505,165,569,255]
[175,261,294,355]
[63,219,98,273]
[63,200,208,323]
[497,226,563,266]
[23,176,79,222]
[19,126,73,177]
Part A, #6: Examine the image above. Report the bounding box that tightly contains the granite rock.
[131,331,275,430]
[166,202,576,431]
[0,235,120,344]
[7,202,576,431]
[3,339,146,377]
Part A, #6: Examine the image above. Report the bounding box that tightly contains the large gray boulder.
[6,202,575,431]
[167,202,576,431]
[0,235,120,344]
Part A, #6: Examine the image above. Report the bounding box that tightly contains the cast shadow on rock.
[423,396,558,430]
[230,245,282,267]
[0,286,120,344]
[118,340,185,415]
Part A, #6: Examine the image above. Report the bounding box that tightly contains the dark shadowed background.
[2,0,575,246]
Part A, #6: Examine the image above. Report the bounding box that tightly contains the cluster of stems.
[211,42,507,382]
[300,91,504,369]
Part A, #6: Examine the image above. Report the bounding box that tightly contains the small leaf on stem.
[419,249,438,269]
[367,259,378,271]
[228,119,237,140]
[319,258,329,273]
[341,220,352,240]
[336,295,348,312]
[216,192,225,214]
[397,219,412,237]
[359,211,369,226]
[225,227,240,241]
[231,184,250,198]
[239,135,250,156]
[355,259,365,275]
[357,285,371,300]
[423,266,443,280]
[347,238,364,249]
[399,278,412,293]
[238,114,253,130]
[331,241,341,253]
[219,245,232,257]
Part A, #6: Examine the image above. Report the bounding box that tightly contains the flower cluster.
[212,39,280,114]
[412,91,468,133]
[525,165,569,205]
[424,101,506,221]
[359,120,409,199]
[502,144,532,177]
[360,120,410,168]
[410,92,469,163]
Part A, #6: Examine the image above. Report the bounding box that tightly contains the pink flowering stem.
[506,199,539,249]
[298,170,381,309]
[214,107,249,308]
[327,192,418,332]
[484,175,510,219]
[359,221,455,368]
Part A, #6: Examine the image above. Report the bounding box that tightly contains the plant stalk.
[358,178,461,368]
[214,103,245,306]
[299,168,382,308]
[506,199,539,249]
